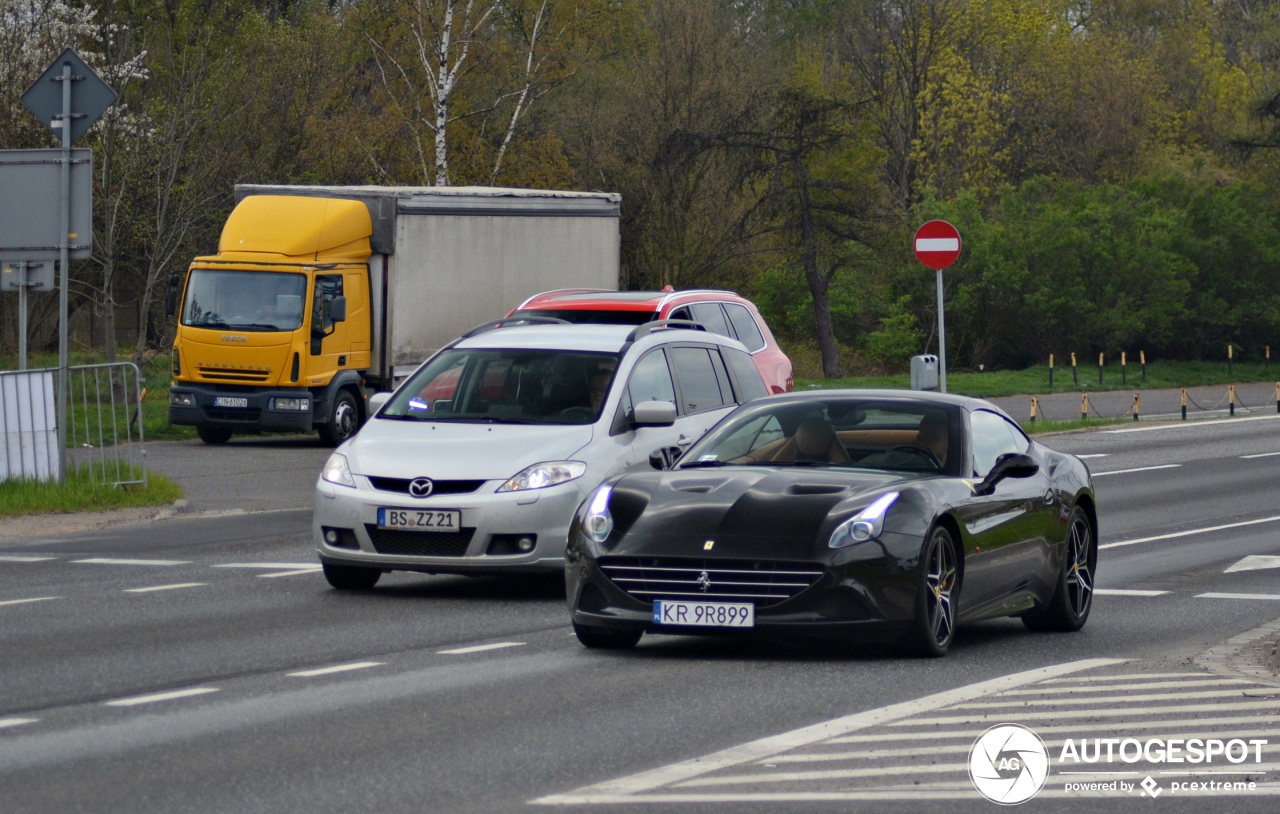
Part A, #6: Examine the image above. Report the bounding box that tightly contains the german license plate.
[377,508,461,531]
[652,600,754,628]
[213,397,248,408]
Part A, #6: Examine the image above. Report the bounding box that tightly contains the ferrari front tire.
[902,525,959,657]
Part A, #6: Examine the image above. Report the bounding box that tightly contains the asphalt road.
[2,414,1279,812]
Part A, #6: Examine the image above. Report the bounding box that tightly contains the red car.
[508,288,793,394]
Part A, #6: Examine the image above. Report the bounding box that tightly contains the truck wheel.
[322,562,381,590]
[320,390,360,447]
[197,426,233,445]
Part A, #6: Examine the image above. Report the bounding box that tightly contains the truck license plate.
[652,600,755,628]
[377,508,462,531]
[213,397,248,408]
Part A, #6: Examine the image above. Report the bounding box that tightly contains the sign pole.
[935,267,947,393]
[56,60,73,485]
[18,262,29,370]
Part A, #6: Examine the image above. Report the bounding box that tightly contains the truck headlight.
[581,485,613,543]
[829,492,899,548]
[497,461,586,492]
[169,391,194,407]
[321,453,356,488]
[271,397,311,411]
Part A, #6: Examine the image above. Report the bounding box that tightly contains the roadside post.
[1081,393,1089,420]
[1072,352,1078,385]
[1141,350,1147,380]
[1098,353,1104,385]
[1121,352,1127,386]
[1048,354,1054,387]
[1228,345,1234,376]
[1229,383,1236,417]
[1182,388,1188,420]
[15,49,116,484]
[0,260,54,369]
[913,220,962,394]
[1132,393,1140,421]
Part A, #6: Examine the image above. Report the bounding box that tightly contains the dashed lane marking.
[1101,515,1280,550]
[1197,592,1280,601]
[124,583,207,593]
[1076,454,1109,459]
[437,642,527,655]
[287,662,383,678]
[71,558,189,566]
[1091,464,1181,477]
[211,563,322,570]
[1241,451,1280,459]
[0,597,59,607]
[0,556,57,562]
[258,568,323,578]
[1225,555,1280,573]
[103,687,219,707]
[0,718,38,729]
[1095,588,1169,596]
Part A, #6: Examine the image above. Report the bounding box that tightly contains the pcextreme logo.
[969,724,1050,805]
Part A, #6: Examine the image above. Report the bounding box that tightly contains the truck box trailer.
[167,185,621,446]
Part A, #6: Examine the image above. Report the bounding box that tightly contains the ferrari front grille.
[597,556,825,607]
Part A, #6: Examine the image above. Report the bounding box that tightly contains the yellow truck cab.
[168,186,621,446]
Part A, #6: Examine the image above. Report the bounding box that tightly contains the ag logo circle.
[968,723,1049,805]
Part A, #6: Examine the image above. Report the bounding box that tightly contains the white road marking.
[1101,515,1280,550]
[0,555,57,562]
[949,689,1248,709]
[1043,671,1207,683]
[998,678,1253,694]
[104,687,219,707]
[892,699,1280,725]
[124,583,207,593]
[1241,451,1280,459]
[531,658,1124,805]
[0,718,38,729]
[828,714,1280,743]
[258,568,323,578]
[1095,588,1169,596]
[212,563,321,570]
[0,596,59,607]
[1104,413,1280,433]
[1091,464,1180,477]
[1076,454,1109,459]
[1197,592,1280,601]
[288,662,383,677]
[437,642,526,655]
[1225,555,1280,573]
[531,787,1280,803]
[72,558,189,566]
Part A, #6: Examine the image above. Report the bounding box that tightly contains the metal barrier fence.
[1,362,147,487]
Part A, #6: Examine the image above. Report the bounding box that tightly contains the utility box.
[911,354,939,391]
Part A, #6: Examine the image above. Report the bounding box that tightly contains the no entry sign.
[914,220,962,269]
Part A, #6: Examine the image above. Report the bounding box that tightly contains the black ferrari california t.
[564,390,1096,656]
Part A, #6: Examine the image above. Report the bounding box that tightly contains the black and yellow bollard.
[1229,383,1236,417]
[1228,345,1234,377]
[1081,392,1089,420]
[1098,353,1105,385]
[1275,382,1279,414]
[1121,351,1127,386]
[1132,393,1140,421]
[1072,352,1078,386]
[1141,350,1147,381]
[1048,354,1054,387]
[1181,388,1188,420]
[1030,396,1039,423]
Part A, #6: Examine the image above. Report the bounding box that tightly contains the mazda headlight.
[829,492,899,548]
[321,453,355,488]
[581,484,614,543]
[497,461,587,492]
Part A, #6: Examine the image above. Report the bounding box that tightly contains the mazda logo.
[408,478,435,498]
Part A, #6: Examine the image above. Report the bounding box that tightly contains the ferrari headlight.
[497,461,587,492]
[829,492,899,549]
[581,485,614,543]
[321,452,356,488]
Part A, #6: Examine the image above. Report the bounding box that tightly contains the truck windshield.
[383,348,620,426]
[181,269,308,331]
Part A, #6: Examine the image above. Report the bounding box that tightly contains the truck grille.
[597,556,825,607]
[198,366,271,383]
[366,477,485,496]
[365,526,475,557]
[205,408,262,422]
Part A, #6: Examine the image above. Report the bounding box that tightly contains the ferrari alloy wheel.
[573,622,642,650]
[1023,506,1095,632]
[903,526,959,657]
[322,562,382,590]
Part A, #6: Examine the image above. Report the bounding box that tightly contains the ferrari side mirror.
[975,452,1039,495]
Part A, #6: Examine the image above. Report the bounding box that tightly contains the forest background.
[3,0,1280,379]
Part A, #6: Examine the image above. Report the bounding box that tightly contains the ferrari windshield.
[680,397,963,476]
[381,348,620,425]
[182,269,307,331]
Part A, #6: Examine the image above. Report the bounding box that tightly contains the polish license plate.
[213,397,248,408]
[652,600,754,628]
[377,508,462,531]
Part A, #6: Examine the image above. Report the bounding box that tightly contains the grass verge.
[0,465,184,519]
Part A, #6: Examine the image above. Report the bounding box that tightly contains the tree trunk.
[794,161,842,377]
